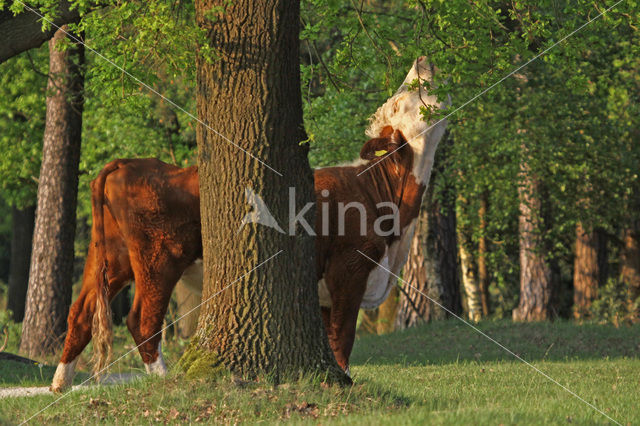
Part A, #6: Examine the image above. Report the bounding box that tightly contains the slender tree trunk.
[181,0,345,383]
[359,287,398,335]
[513,155,551,322]
[174,281,200,338]
[7,205,35,322]
[458,227,482,321]
[395,158,461,329]
[621,222,640,320]
[573,222,599,319]
[477,193,490,316]
[19,27,84,356]
[111,288,130,326]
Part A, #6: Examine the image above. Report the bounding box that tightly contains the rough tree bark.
[512,151,552,322]
[621,222,640,320]
[180,0,346,382]
[19,27,84,356]
[0,2,81,64]
[573,222,599,319]
[395,146,461,329]
[7,205,35,322]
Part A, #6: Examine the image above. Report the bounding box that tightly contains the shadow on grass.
[351,319,640,366]
[0,358,90,388]
[0,359,57,387]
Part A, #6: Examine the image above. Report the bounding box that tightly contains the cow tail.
[90,160,125,379]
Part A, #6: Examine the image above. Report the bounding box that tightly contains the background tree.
[396,135,461,328]
[0,45,47,321]
[573,222,601,319]
[7,205,35,322]
[20,26,84,356]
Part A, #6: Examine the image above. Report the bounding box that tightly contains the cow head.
[365,57,450,185]
[360,126,413,176]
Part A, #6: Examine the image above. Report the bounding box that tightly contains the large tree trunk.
[395,158,461,329]
[181,0,345,383]
[573,222,599,319]
[621,222,640,320]
[19,27,84,357]
[513,156,551,322]
[7,205,36,322]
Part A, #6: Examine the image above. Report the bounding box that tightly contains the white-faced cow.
[50,57,448,392]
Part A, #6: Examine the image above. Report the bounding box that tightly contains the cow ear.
[379,125,394,138]
[360,129,409,161]
[390,129,408,147]
[360,137,388,160]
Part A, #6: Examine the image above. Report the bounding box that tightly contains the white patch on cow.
[50,358,78,392]
[361,247,392,309]
[316,158,368,170]
[145,341,167,376]
[360,219,418,310]
[317,220,418,311]
[387,219,418,278]
[178,259,203,296]
[366,57,450,185]
[318,278,332,308]
[345,365,351,378]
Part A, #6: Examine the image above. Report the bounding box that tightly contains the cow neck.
[358,153,425,241]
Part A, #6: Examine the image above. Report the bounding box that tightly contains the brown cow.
[50,57,448,391]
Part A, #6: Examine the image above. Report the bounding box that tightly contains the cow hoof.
[50,360,77,393]
[144,346,167,376]
[49,384,65,394]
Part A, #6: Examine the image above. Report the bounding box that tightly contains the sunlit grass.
[1,320,638,424]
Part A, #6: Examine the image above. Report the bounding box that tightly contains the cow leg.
[324,259,371,374]
[51,289,93,392]
[52,279,130,392]
[126,269,179,376]
[320,307,331,334]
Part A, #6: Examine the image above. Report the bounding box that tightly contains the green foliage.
[589,278,640,326]
[0,45,47,209]
[0,309,21,352]
[0,0,638,319]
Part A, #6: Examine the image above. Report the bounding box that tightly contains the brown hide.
[314,128,425,368]
[58,129,424,379]
[60,159,201,369]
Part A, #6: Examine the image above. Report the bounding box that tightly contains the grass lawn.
[0,320,638,424]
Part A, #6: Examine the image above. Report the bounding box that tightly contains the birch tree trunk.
[458,228,482,322]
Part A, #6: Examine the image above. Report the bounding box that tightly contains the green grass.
[1,320,638,425]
